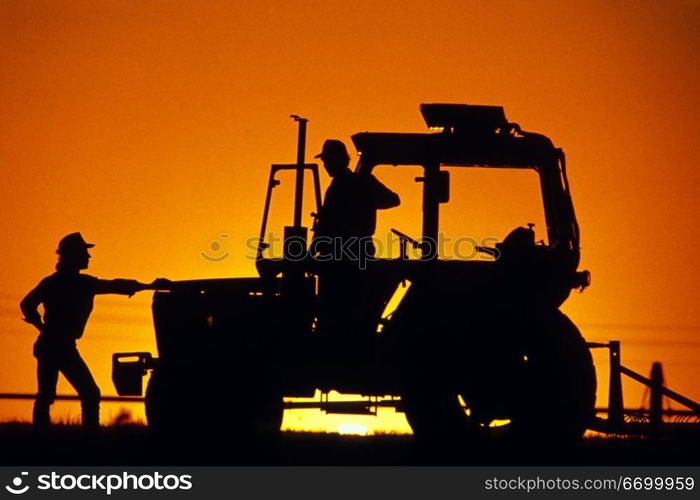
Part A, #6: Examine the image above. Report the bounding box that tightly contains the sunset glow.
[1,1,699,432]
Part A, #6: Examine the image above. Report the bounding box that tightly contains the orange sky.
[1,0,699,432]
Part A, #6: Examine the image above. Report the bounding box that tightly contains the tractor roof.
[352,104,560,172]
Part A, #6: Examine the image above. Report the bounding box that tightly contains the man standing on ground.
[20,232,171,432]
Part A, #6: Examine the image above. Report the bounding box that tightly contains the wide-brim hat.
[314,139,350,160]
[57,232,94,255]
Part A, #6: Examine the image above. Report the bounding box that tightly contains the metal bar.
[608,340,624,429]
[311,164,322,216]
[258,163,318,258]
[421,162,440,260]
[0,393,144,403]
[284,400,402,410]
[619,365,700,414]
[594,408,699,417]
[292,116,307,228]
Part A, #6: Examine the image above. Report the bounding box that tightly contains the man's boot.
[32,400,51,434]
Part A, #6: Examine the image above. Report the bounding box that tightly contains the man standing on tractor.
[20,232,170,433]
[310,139,400,260]
[310,140,399,361]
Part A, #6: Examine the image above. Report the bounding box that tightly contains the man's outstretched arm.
[93,278,172,296]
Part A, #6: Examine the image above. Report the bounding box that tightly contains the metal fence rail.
[0,393,144,403]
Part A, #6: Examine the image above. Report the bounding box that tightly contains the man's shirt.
[21,272,141,342]
[313,169,400,243]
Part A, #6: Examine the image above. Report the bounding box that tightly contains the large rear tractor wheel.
[509,311,597,445]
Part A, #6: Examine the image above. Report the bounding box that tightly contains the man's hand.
[149,278,173,290]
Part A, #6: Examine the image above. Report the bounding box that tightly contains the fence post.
[650,362,664,440]
[608,340,624,430]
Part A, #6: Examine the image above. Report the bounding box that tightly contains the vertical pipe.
[608,340,624,430]
[293,118,307,228]
[421,163,439,260]
[539,158,559,249]
[650,362,664,439]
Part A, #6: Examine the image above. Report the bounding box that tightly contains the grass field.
[1,422,698,466]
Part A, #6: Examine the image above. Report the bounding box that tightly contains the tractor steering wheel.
[391,228,429,259]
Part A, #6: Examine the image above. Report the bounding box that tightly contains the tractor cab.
[357,104,588,300]
[256,104,589,315]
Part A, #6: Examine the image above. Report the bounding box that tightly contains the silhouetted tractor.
[113,104,596,443]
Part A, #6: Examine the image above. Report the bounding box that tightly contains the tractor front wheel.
[145,367,284,439]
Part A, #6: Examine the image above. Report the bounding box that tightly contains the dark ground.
[1,423,698,466]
